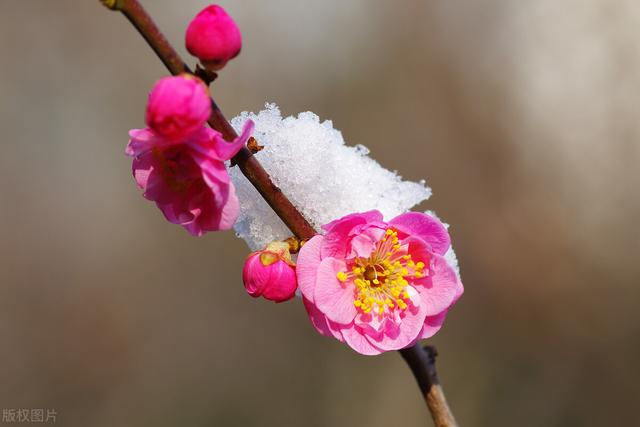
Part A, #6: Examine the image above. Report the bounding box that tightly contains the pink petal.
[321,210,383,233]
[131,153,153,189]
[418,311,447,340]
[126,128,159,156]
[354,311,384,334]
[190,148,240,232]
[320,210,383,259]
[302,297,344,340]
[242,253,267,297]
[313,257,357,324]
[390,212,451,256]
[214,182,240,230]
[341,325,384,356]
[182,183,234,235]
[142,168,176,205]
[416,272,463,340]
[183,221,205,236]
[211,120,254,161]
[295,235,323,302]
[158,202,197,231]
[415,254,459,316]
[348,233,377,259]
[365,285,428,351]
[193,151,230,186]
[348,225,386,258]
[453,274,464,303]
[260,261,297,302]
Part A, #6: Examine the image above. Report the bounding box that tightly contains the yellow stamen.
[345,227,430,316]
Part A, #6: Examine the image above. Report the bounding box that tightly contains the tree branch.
[99,1,458,425]
[400,345,458,427]
[102,0,316,240]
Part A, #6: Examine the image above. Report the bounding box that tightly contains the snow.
[229,103,432,250]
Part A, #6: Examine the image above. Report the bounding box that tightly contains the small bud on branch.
[99,0,120,11]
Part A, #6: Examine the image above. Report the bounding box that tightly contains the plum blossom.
[185,5,242,71]
[126,75,254,236]
[297,210,463,355]
[243,241,297,302]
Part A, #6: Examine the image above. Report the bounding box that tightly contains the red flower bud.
[185,5,242,71]
[242,242,297,303]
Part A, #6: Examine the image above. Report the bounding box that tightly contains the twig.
[99,1,458,425]
[101,0,316,240]
[400,345,458,427]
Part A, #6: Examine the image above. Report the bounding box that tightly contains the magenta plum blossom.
[126,76,254,235]
[297,210,463,355]
[243,241,298,302]
[126,123,253,236]
[185,5,242,71]
[146,75,212,142]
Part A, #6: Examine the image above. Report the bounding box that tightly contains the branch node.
[195,63,218,85]
[284,236,307,254]
[247,137,264,154]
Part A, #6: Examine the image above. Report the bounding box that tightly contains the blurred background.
[1,1,638,426]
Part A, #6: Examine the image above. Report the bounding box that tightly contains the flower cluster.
[123,3,463,355]
[126,75,253,236]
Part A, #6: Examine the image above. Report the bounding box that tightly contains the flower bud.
[185,5,242,71]
[145,75,211,142]
[242,242,297,303]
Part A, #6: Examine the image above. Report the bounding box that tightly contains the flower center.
[152,147,198,192]
[363,265,380,283]
[336,229,427,316]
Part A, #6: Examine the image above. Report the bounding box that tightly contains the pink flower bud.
[185,5,242,71]
[145,75,211,142]
[242,242,297,303]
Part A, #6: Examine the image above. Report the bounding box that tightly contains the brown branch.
[102,0,316,240]
[99,1,458,425]
[400,345,458,427]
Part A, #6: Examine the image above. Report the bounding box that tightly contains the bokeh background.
[1,1,639,426]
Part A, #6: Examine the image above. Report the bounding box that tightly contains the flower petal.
[321,210,383,233]
[348,225,386,258]
[302,297,344,340]
[390,211,451,255]
[296,235,323,302]
[212,120,254,161]
[214,182,240,230]
[126,128,160,156]
[341,325,384,356]
[320,210,383,259]
[131,153,153,189]
[365,285,427,351]
[418,311,447,340]
[415,254,459,316]
[313,258,357,324]
[354,311,384,334]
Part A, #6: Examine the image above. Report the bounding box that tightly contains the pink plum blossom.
[243,241,297,303]
[185,5,242,71]
[297,210,463,355]
[126,118,254,236]
[145,75,211,142]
